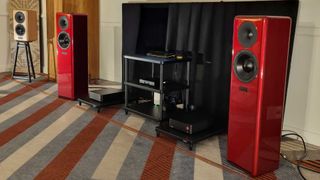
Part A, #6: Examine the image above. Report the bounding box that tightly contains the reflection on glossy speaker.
[56,13,88,100]
[228,16,291,176]
[13,10,37,42]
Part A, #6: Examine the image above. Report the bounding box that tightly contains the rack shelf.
[124,82,160,93]
[123,54,190,121]
[125,81,189,93]
[125,102,166,121]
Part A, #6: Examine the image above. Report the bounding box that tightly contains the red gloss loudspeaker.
[228,16,291,176]
[56,13,88,100]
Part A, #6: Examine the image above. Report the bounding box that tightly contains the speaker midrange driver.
[233,50,258,83]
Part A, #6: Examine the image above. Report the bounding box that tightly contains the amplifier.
[168,111,213,134]
[89,88,124,102]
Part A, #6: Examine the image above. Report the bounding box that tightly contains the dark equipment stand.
[12,41,36,83]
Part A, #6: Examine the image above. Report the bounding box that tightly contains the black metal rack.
[123,54,191,121]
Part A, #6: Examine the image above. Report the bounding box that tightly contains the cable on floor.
[280,131,316,180]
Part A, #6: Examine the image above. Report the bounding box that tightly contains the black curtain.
[122,1,299,128]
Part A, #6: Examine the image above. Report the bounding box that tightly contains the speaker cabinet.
[228,16,291,176]
[56,13,88,100]
[13,10,37,42]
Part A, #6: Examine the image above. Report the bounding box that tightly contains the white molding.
[284,124,320,146]
[100,21,121,26]
[0,65,10,72]
[296,24,320,37]
[41,0,48,74]
[0,14,8,17]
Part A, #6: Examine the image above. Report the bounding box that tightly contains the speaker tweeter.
[58,16,69,30]
[238,21,257,48]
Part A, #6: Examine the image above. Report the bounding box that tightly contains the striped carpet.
[0,73,317,180]
[281,138,320,179]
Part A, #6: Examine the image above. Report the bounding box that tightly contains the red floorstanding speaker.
[228,16,291,176]
[56,13,88,100]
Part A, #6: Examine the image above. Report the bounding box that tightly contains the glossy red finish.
[56,13,88,100]
[228,16,291,176]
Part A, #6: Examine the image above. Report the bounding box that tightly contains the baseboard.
[0,65,10,73]
[283,124,320,147]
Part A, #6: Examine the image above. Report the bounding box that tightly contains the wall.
[0,0,10,72]
[42,0,48,75]
[284,0,320,146]
[99,0,127,82]
[100,0,320,146]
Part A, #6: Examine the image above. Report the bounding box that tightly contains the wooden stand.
[12,41,36,83]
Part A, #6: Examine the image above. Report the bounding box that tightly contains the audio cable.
[280,130,317,180]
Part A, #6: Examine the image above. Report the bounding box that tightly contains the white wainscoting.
[0,14,10,72]
[99,22,122,82]
[284,24,320,146]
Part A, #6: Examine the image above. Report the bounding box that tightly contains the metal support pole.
[159,63,164,120]
[186,61,190,109]
[125,58,128,108]
[151,63,155,78]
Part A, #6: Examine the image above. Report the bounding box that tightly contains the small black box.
[168,111,214,134]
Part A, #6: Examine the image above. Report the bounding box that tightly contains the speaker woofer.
[238,21,257,48]
[58,32,71,49]
[234,50,258,83]
[15,11,25,23]
[15,24,26,36]
[59,16,69,30]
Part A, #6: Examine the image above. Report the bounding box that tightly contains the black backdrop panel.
[136,4,169,54]
[122,1,299,128]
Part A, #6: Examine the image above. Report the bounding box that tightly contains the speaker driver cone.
[234,50,258,83]
[59,16,69,30]
[15,11,25,23]
[58,32,71,49]
[238,21,257,48]
[15,24,26,36]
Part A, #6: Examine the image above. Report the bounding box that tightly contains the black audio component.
[139,77,159,87]
[89,88,124,103]
[168,110,214,135]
